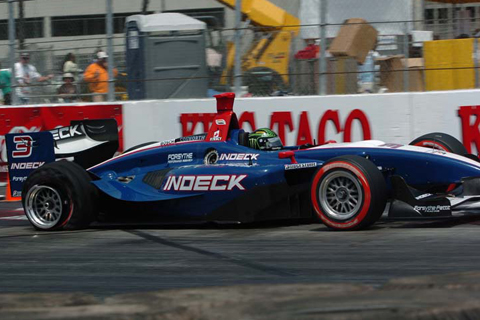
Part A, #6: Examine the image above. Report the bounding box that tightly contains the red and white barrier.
[123,89,480,154]
[3,89,480,196]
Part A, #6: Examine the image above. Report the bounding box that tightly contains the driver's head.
[248,128,283,151]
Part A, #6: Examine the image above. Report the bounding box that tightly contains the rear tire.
[311,155,387,231]
[410,132,467,155]
[22,161,98,231]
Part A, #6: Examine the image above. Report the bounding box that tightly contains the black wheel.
[22,161,98,231]
[311,155,387,231]
[123,141,157,154]
[410,132,467,155]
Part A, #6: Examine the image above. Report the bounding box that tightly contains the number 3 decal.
[12,135,33,158]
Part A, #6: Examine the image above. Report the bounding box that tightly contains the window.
[0,20,7,40]
[467,7,476,22]
[52,15,105,37]
[425,9,434,25]
[438,8,449,24]
[52,13,149,37]
[0,18,43,40]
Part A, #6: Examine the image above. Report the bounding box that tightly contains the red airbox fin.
[214,92,235,112]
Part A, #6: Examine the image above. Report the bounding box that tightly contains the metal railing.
[2,0,480,105]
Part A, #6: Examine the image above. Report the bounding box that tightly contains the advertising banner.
[0,104,123,183]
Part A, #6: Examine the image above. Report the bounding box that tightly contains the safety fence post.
[318,0,327,95]
[106,0,115,102]
[234,0,243,95]
[8,0,18,105]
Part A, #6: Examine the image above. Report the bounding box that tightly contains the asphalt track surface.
[2,198,480,298]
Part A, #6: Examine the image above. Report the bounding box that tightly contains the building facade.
[424,1,480,39]
[0,0,300,74]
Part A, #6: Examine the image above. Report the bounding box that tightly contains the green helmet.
[248,128,283,151]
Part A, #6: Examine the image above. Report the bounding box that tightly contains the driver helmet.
[248,128,283,151]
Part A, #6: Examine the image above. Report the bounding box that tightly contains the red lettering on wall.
[239,112,257,131]
[179,109,372,146]
[458,106,480,153]
[343,109,371,142]
[296,111,313,145]
[318,110,341,144]
[270,112,294,144]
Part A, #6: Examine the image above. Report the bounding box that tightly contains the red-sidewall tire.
[311,155,387,231]
[410,132,467,155]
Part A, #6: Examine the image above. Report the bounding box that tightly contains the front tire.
[410,132,467,155]
[22,161,98,231]
[311,155,387,231]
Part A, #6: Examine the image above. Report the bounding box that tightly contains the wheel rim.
[319,171,363,221]
[25,185,63,229]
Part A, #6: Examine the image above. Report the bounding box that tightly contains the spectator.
[83,51,117,102]
[88,48,103,66]
[14,52,53,104]
[62,53,82,79]
[57,72,77,103]
[0,62,12,105]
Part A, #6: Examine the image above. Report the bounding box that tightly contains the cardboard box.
[328,18,378,64]
[405,58,425,92]
[376,55,424,92]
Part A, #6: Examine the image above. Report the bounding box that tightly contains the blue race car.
[9,93,480,231]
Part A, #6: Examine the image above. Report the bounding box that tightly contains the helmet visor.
[265,136,283,150]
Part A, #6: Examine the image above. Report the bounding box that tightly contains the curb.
[2,271,480,319]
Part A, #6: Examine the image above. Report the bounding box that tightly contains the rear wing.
[5,119,118,197]
[52,119,119,168]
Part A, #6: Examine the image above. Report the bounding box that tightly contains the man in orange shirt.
[83,51,118,102]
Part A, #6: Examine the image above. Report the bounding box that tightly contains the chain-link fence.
[2,0,480,105]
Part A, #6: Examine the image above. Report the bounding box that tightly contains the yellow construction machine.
[216,0,299,94]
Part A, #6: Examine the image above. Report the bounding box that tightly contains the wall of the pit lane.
[123,89,480,154]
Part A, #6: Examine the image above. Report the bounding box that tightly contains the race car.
[6,93,480,231]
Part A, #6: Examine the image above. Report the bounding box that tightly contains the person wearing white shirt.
[14,52,53,104]
[62,53,82,81]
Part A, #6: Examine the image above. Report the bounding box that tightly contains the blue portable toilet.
[126,13,208,100]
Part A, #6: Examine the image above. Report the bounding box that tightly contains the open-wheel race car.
[6,93,480,231]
